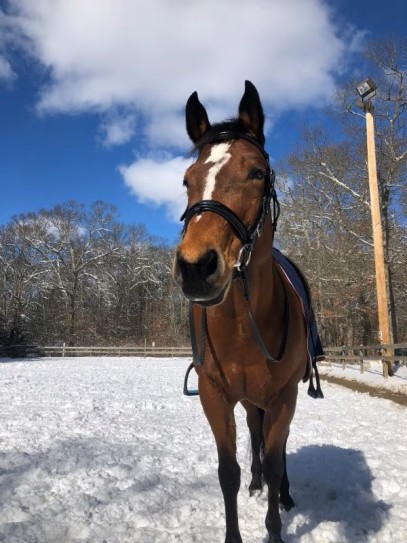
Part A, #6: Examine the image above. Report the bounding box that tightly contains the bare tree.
[0,200,190,349]
[13,201,121,345]
[276,169,376,346]
[279,37,407,345]
[340,37,407,341]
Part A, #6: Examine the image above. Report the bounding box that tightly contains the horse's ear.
[238,81,265,145]
[186,91,211,143]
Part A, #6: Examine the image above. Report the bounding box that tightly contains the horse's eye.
[249,168,265,180]
[183,178,189,188]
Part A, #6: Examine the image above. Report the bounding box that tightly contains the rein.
[181,132,289,384]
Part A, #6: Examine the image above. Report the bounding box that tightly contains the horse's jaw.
[188,277,232,308]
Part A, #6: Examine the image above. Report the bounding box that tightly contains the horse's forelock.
[191,118,253,154]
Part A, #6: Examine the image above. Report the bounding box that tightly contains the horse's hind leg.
[241,400,264,496]
[279,434,295,511]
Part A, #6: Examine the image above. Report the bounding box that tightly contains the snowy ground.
[318,361,407,395]
[0,357,406,543]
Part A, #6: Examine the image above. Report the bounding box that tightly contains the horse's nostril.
[205,250,218,276]
[175,250,220,295]
[200,250,218,278]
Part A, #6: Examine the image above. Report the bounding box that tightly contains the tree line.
[0,201,189,349]
[1,37,406,351]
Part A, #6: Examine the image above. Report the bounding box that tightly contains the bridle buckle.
[234,244,252,272]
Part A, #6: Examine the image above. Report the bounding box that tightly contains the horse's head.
[173,81,276,307]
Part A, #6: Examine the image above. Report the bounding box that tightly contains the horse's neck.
[211,217,279,321]
[242,219,277,315]
[206,220,286,362]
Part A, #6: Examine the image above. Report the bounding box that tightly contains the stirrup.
[183,362,199,396]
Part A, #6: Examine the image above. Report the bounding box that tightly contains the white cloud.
[119,154,192,221]
[99,113,137,147]
[144,111,190,151]
[5,1,362,139]
[2,0,364,218]
[0,55,15,82]
[0,7,16,84]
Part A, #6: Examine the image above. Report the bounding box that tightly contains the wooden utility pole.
[364,103,392,374]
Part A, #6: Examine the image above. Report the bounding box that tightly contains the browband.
[181,131,277,244]
[201,131,270,163]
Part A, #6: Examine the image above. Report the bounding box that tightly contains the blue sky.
[0,0,405,243]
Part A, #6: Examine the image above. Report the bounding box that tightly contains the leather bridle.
[181,132,280,271]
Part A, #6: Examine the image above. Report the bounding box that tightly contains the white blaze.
[203,142,231,200]
[194,142,232,222]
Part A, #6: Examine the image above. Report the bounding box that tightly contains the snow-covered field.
[1,357,406,543]
[319,361,407,395]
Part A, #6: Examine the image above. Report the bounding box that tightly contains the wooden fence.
[1,343,406,378]
[323,343,407,377]
[0,344,192,358]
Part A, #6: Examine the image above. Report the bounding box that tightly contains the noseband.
[180,132,280,271]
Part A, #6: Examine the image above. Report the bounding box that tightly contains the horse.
[173,81,323,543]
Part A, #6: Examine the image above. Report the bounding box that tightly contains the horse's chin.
[188,278,231,308]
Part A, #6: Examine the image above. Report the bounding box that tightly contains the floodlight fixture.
[356,78,377,103]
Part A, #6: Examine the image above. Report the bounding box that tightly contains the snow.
[319,361,407,395]
[0,356,406,543]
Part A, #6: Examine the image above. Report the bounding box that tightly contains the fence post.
[144,338,147,358]
[382,356,389,379]
[62,343,66,357]
[359,348,364,374]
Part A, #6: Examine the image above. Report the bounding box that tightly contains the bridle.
[181,132,280,271]
[180,132,289,394]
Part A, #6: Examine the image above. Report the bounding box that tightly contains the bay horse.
[173,81,322,543]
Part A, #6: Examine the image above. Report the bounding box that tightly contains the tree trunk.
[68,278,78,346]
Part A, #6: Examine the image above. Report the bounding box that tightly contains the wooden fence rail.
[0,344,193,358]
[1,343,406,378]
[323,343,407,378]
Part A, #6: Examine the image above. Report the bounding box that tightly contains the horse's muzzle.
[173,249,229,305]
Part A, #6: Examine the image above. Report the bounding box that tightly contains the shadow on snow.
[278,444,390,542]
[0,440,390,542]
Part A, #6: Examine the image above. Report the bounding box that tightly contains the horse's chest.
[203,354,280,405]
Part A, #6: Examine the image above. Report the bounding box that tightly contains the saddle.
[273,248,324,396]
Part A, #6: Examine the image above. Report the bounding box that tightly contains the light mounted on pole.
[355,77,393,376]
[356,78,377,104]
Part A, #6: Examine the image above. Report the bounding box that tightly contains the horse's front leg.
[263,385,298,543]
[280,434,295,511]
[241,400,264,496]
[200,379,242,543]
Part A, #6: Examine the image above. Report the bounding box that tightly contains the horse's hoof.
[279,494,295,511]
[249,477,263,496]
[249,487,263,497]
